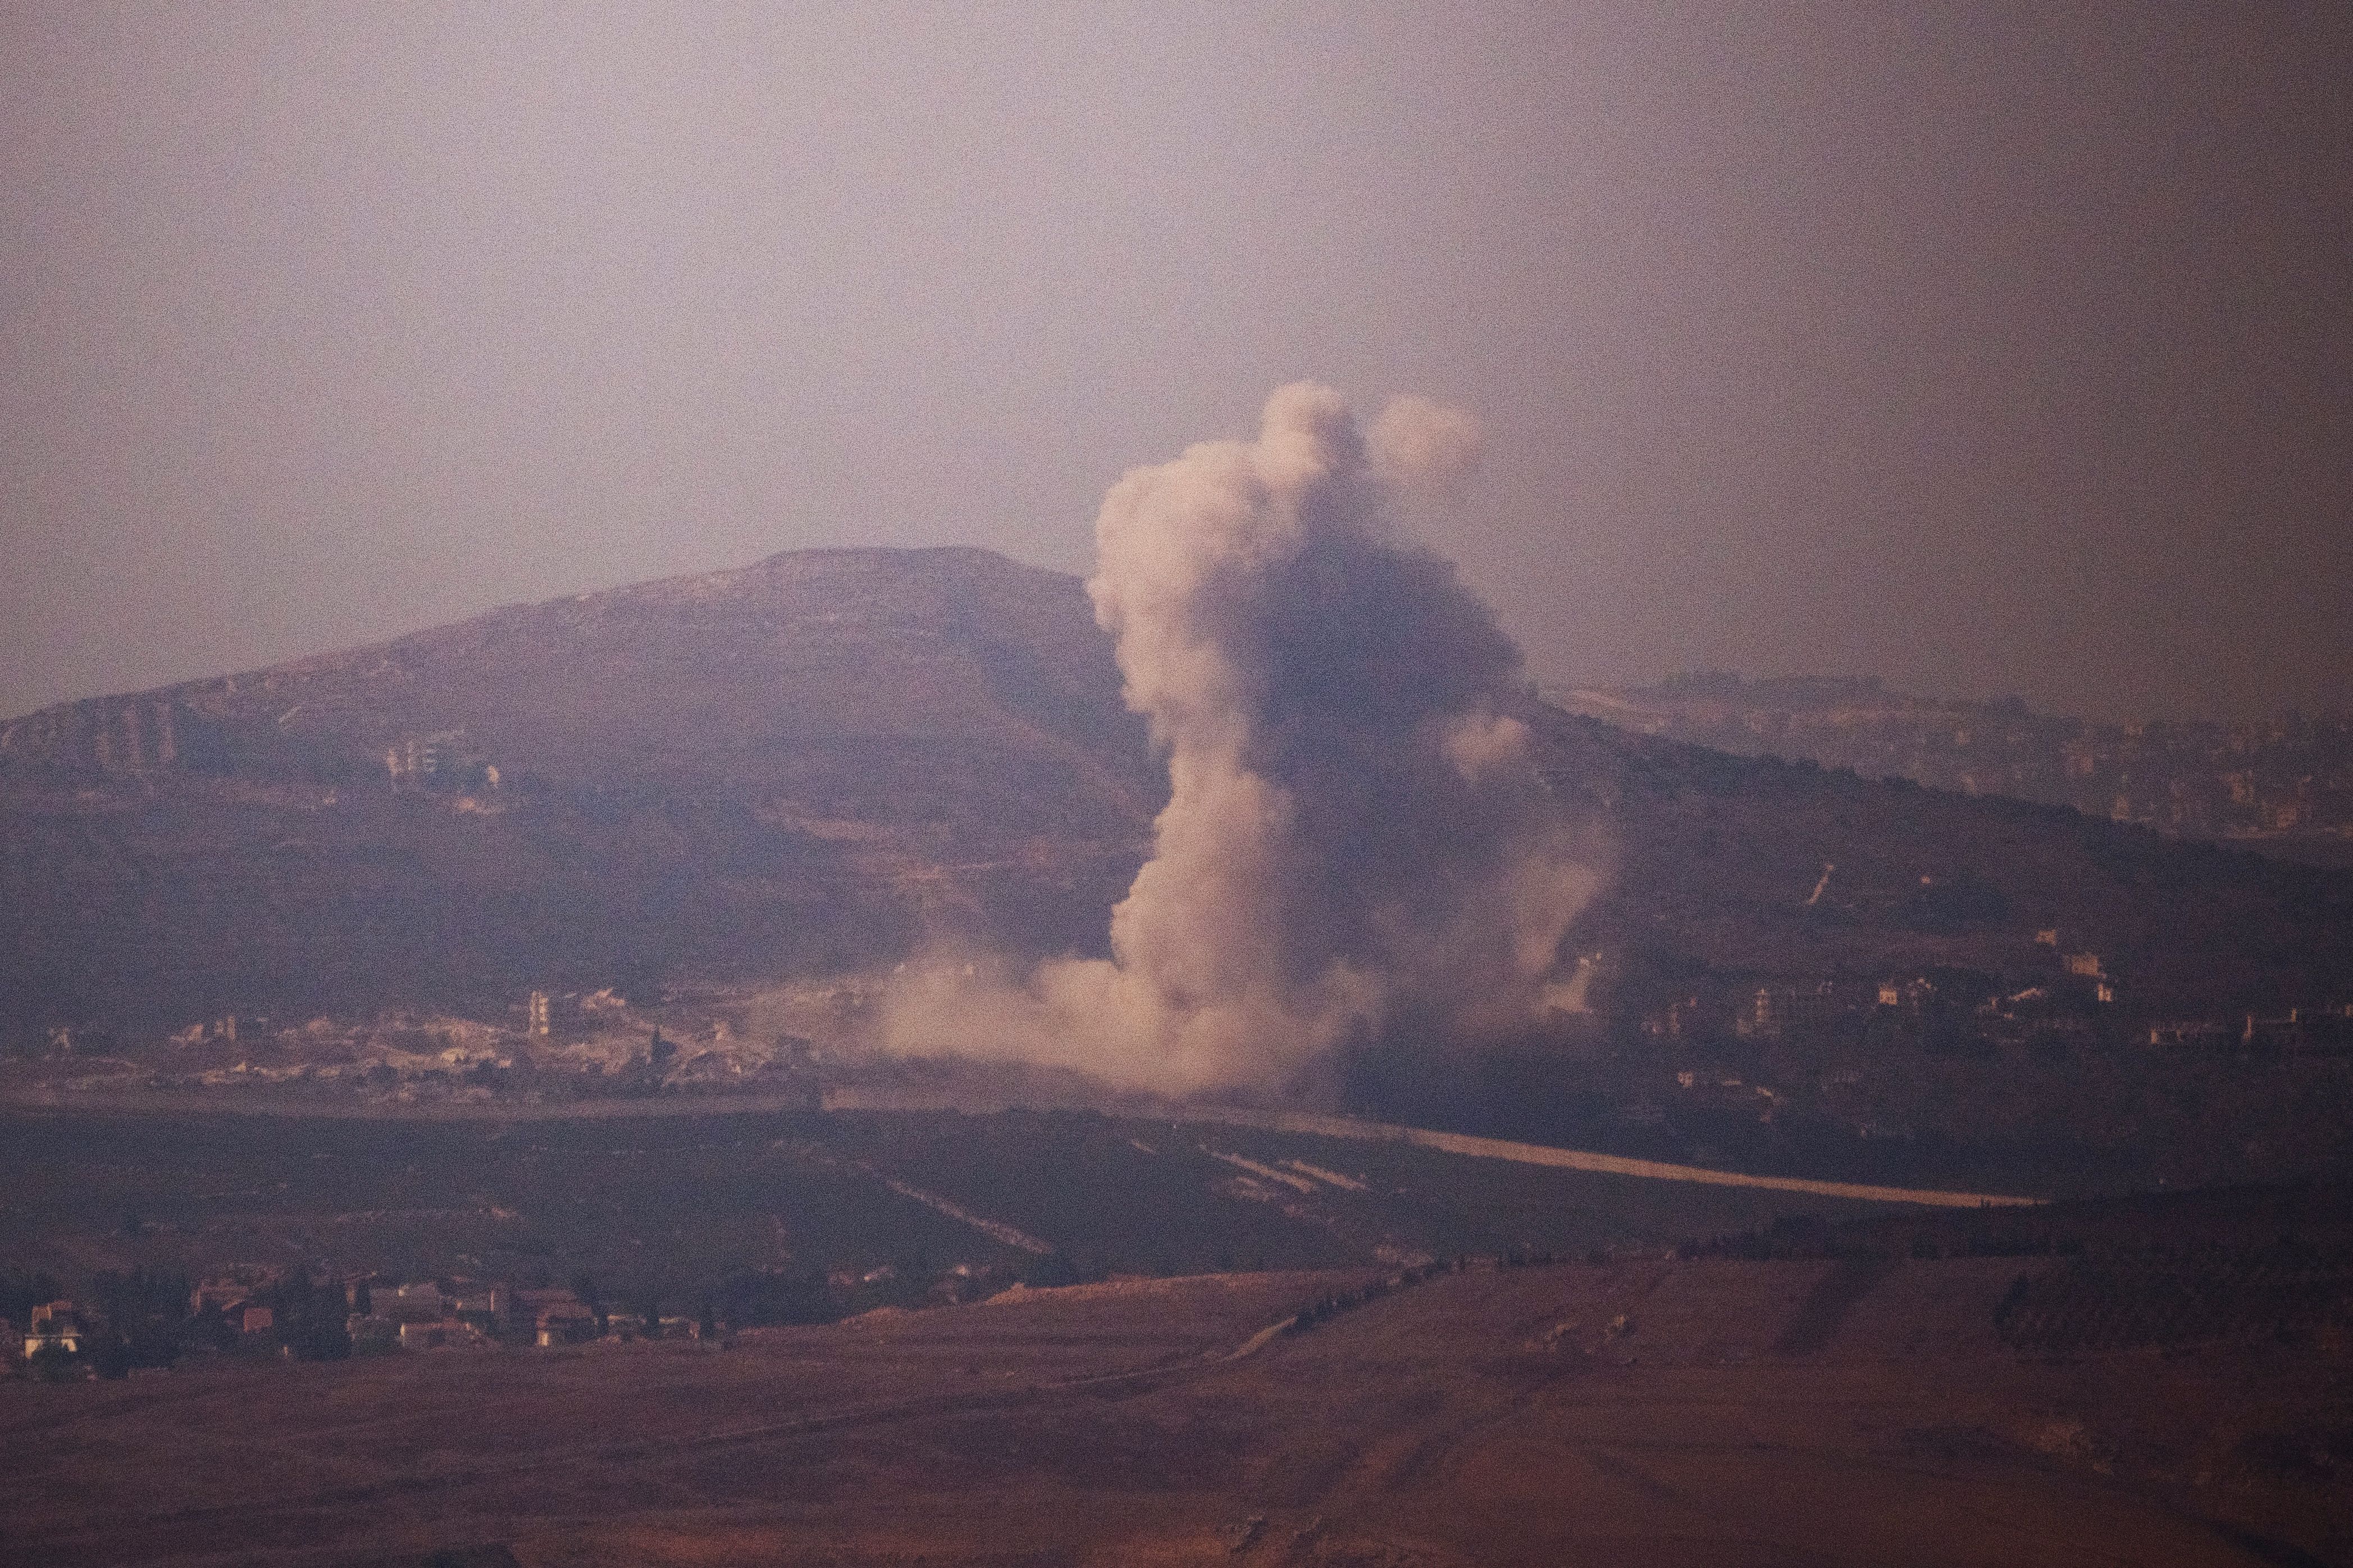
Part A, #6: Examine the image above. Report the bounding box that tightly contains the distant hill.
[1534,710,2353,1023]
[0,547,1157,1035]
[1550,673,2353,870]
[5,547,2351,1048]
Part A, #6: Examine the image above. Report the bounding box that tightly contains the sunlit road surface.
[819,1082,2049,1208]
[1189,1106,2045,1209]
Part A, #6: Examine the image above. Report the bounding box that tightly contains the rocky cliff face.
[4,545,2350,1043]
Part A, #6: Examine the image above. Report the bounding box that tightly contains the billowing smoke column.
[883,383,1599,1097]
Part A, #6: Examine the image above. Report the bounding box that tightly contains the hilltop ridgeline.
[3,545,2350,1048]
[1553,672,2353,870]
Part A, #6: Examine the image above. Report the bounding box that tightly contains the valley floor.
[4,1257,2346,1567]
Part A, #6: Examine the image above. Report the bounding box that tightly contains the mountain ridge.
[4,545,2350,1048]
[1548,672,2353,870]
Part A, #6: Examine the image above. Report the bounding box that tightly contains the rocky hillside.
[4,546,2350,1043]
[0,547,1156,1036]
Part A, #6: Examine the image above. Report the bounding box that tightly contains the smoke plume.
[882,383,1600,1097]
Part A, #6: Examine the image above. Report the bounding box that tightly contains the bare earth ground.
[3,1259,2347,1568]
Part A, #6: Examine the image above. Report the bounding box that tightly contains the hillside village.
[3,548,2350,1210]
[4,1244,1059,1383]
[19,982,846,1106]
[1554,675,2353,866]
[10,923,2352,1198]
[6,549,2350,1060]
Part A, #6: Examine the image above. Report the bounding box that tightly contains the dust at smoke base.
[882,383,1604,1099]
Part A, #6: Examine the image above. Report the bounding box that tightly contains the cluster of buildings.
[8,1270,310,1378]
[346,1281,551,1350]
[6,1268,725,1380]
[330,1277,713,1352]
[17,1300,86,1360]
[2146,1004,2353,1053]
[1552,675,2353,851]
[383,729,499,792]
[1639,918,2351,1063]
[111,986,828,1107]
[1638,962,2118,1048]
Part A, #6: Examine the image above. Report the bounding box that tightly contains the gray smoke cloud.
[881,383,1601,1097]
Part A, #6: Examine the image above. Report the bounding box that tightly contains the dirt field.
[4,1256,2346,1567]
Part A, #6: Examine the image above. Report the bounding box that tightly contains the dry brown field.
[4,1255,2348,1567]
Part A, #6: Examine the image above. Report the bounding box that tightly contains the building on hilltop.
[2147,1020,2233,1048]
[346,1313,398,1354]
[1877,977,1936,1012]
[26,1301,86,1358]
[1732,982,1849,1040]
[532,1299,599,1348]
[190,1265,282,1317]
[383,1282,446,1324]
[450,1286,508,1334]
[385,729,499,791]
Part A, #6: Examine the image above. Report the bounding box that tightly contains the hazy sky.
[4,2,2347,723]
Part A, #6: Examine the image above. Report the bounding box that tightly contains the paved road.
[1180,1105,2045,1208]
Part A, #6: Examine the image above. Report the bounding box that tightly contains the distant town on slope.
[1549,674,2353,871]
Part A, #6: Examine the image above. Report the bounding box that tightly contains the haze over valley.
[4,435,2353,1194]
[10,392,2352,1564]
[6,6,2350,1564]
